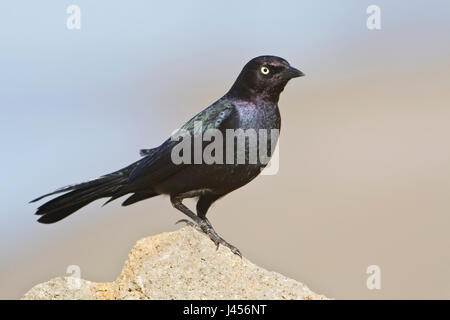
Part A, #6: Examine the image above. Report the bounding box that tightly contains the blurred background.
[1,0,450,299]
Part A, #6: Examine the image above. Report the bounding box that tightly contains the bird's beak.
[283,66,305,79]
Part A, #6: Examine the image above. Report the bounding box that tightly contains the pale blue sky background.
[1,1,450,299]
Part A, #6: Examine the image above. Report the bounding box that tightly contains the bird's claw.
[175,219,203,231]
[175,219,194,226]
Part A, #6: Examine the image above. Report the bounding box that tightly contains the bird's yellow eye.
[260,66,270,75]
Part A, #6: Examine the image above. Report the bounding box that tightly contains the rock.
[22,227,327,300]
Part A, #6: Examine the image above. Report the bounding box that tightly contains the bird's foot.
[175,218,241,257]
[198,220,242,258]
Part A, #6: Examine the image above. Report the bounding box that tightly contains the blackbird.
[31,56,304,256]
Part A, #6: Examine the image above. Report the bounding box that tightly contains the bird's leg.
[196,195,241,257]
[171,195,241,257]
[171,196,203,232]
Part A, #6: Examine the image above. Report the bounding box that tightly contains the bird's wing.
[127,101,235,186]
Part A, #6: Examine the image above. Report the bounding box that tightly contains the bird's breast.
[233,101,281,131]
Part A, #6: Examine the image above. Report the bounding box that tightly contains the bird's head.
[226,55,304,103]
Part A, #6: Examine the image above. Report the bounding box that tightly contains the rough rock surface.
[22,227,327,300]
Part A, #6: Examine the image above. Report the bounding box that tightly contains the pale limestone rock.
[22,227,327,300]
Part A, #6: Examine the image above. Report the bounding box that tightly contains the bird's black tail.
[30,161,141,224]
